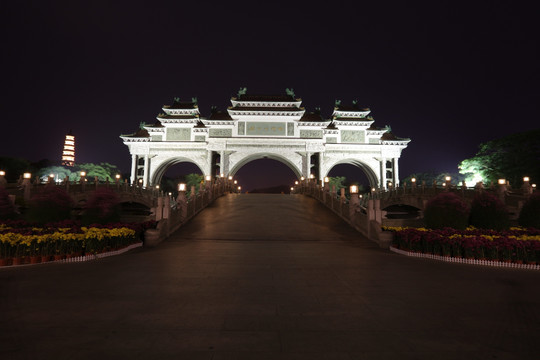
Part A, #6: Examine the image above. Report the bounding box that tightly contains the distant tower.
[61,131,75,167]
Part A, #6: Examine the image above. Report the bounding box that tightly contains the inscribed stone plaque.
[209,128,233,137]
[369,138,380,144]
[287,122,294,136]
[246,122,286,136]
[300,130,323,139]
[166,128,191,141]
[194,135,206,142]
[341,130,365,143]
[151,135,162,141]
[238,122,246,135]
[326,137,337,143]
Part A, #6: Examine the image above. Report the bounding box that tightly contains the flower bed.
[0,220,156,266]
[385,226,540,264]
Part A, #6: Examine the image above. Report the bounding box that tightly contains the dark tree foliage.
[0,187,17,219]
[0,157,31,182]
[26,184,74,223]
[468,192,510,230]
[459,130,540,187]
[82,187,121,225]
[424,192,469,230]
[518,193,540,229]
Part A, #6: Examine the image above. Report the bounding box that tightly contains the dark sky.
[1,2,538,190]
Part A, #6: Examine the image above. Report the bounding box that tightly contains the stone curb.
[389,246,540,270]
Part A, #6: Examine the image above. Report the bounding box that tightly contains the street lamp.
[350,185,359,194]
[178,183,186,192]
[0,171,5,176]
[300,176,305,181]
[294,180,299,185]
[498,179,506,185]
[228,176,233,181]
[205,175,211,182]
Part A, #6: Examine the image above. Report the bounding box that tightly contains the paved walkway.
[1,194,540,359]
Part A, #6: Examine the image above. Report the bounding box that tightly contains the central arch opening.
[327,163,374,194]
[234,158,298,193]
[157,161,203,196]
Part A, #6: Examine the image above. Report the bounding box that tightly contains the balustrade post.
[155,196,163,221]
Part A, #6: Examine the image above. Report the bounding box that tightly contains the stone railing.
[294,179,537,248]
[144,178,233,247]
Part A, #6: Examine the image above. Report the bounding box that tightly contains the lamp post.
[23,172,32,201]
[445,176,452,189]
[80,171,86,191]
[0,170,6,188]
[48,173,55,184]
[522,176,532,195]
[349,185,360,219]
[237,186,242,193]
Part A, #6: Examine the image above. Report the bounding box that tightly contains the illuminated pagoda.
[61,131,75,167]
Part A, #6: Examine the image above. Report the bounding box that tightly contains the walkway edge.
[1,242,143,269]
[389,246,540,270]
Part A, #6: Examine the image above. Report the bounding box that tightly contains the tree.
[459,130,540,186]
[328,176,346,193]
[0,157,31,182]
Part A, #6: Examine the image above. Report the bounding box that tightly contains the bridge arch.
[323,159,379,190]
[229,152,302,178]
[150,157,205,186]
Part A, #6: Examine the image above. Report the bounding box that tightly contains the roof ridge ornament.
[286,88,295,97]
[334,99,341,108]
[173,97,180,104]
[237,87,247,98]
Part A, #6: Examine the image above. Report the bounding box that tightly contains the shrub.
[82,187,121,225]
[519,193,540,229]
[424,192,469,230]
[26,184,74,223]
[468,192,510,230]
[0,187,17,219]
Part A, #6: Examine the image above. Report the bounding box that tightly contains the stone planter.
[144,229,162,248]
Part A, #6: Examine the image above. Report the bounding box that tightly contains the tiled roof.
[163,101,197,109]
[381,132,408,141]
[146,121,164,128]
[299,112,325,122]
[158,114,198,120]
[207,110,233,120]
[335,104,370,112]
[124,129,150,138]
[230,106,302,112]
[234,94,296,102]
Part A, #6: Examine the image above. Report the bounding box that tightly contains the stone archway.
[121,90,410,189]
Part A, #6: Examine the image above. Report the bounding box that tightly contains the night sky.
[1,2,538,191]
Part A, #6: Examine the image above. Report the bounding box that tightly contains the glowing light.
[49,174,55,178]
[290,187,294,191]
[523,177,530,182]
[498,179,506,185]
[442,183,446,187]
[23,172,31,179]
[80,171,86,177]
[411,178,416,183]
[220,173,224,178]
[309,174,315,179]
[294,181,299,185]
[532,184,537,188]
[0,171,5,176]
[301,176,305,181]
[350,185,358,194]
[178,183,186,191]
[388,182,392,187]
[155,185,160,189]
[445,176,451,181]
[228,176,233,180]
[233,180,237,184]
[205,175,211,182]
[237,186,241,191]
[115,174,121,179]
[371,188,376,192]
[324,177,329,183]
